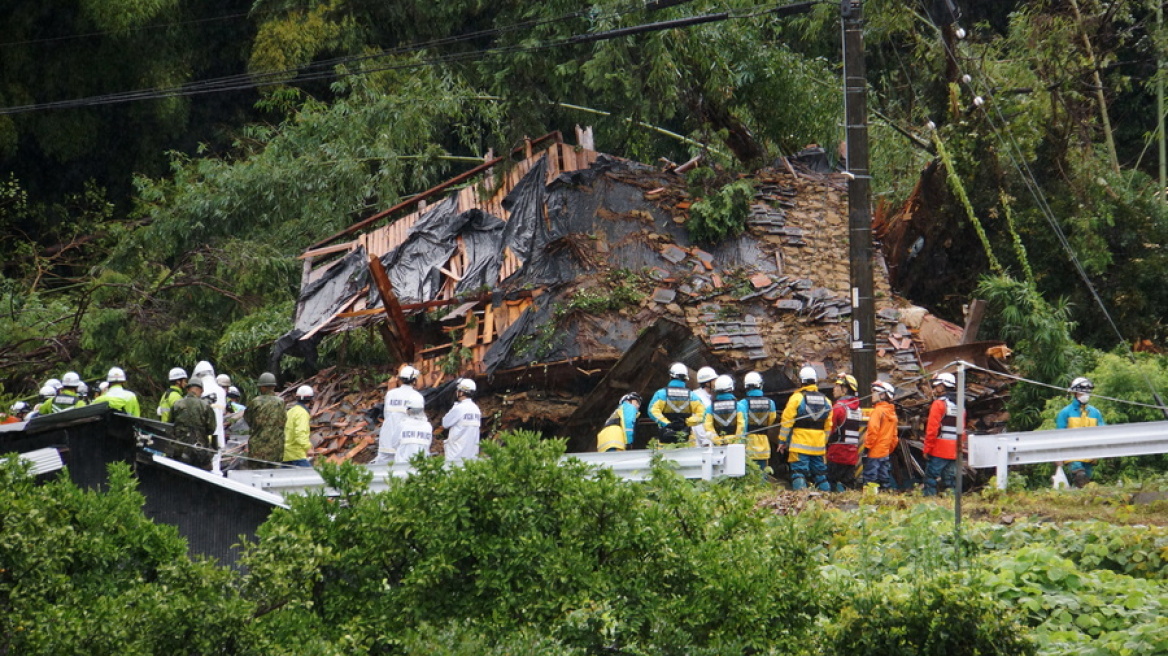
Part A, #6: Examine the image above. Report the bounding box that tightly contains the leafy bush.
[240,431,825,654]
[0,459,247,655]
[685,179,755,244]
[823,576,1037,656]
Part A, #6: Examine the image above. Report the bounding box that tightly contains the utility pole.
[842,0,877,401]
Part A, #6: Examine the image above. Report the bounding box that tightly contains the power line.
[0,2,800,116]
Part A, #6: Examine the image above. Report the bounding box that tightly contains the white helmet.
[11,401,29,413]
[406,395,425,414]
[399,365,420,384]
[744,371,763,389]
[669,362,689,381]
[872,381,895,399]
[696,367,717,384]
[713,374,734,393]
[61,372,82,388]
[296,385,314,399]
[107,367,126,383]
[168,367,188,381]
[227,386,241,399]
[39,384,56,397]
[1069,377,1094,393]
[931,372,956,389]
[456,378,477,394]
[216,374,231,387]
[45,378,62,391]
[77,382,89,396]
[192,360,215,378]
[99,381,109,393]
[799,366,818,384]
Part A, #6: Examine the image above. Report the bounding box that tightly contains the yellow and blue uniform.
[648,380,706,444]
[703,391,743,446]
[37,389,87,415]
[779,384,833,490]
[1056,399,1105,486]
[598,399,639,452]
[739,389,776,467]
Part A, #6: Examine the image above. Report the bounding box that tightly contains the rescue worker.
[43,378,62,394]
[648,362,706,445]
[739,371,777,473]
[374,364,425,465]
[243,372,285,469]
[24,386,56,421]
[3,401,31,424]
[863,381,899,490]
[192,361,226,455]
[704,375,742,446]
[779,365,833,491]
[216,373,232,390]
[692,366,718,447]
[923,372,960,496]
[76,381,89,401]
[397,395,433,461]
[283,385,313,467]
[1055,377,1105,487]
[170,378,216,468]
[158,367,187,423]
[94,367,141,417]
[37,371,87,415]
[597,392,641,452]
[441,378,482,463]
[226,387,246,413]
[827,373,863,492]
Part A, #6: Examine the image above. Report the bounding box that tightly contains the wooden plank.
[298,242,354,260]
[961,299,987,345]
[462,318,479,348]
[482,305,495,344]
[308,131,562,250]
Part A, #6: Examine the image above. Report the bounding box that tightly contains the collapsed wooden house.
[277,131,1015,458]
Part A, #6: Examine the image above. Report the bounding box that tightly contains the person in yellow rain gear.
[778,366,833,491]
[738,372,777,473]
[37,371,87,415]
[648,362,706,445]
[704,375,743,445]
[157,367,187,423]
[1055,377,1106,487]
[94,367,140,417]
[597,392,641,452]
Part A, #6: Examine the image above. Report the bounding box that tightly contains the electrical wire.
[0,1,790,116]
[920,16,1167,411]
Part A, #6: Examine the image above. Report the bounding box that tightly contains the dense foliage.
[11,434,1168,654]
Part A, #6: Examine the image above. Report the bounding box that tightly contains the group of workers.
[1,357,1107,489]
[371,365,483,466]
[597,362,906,491]
[4,361,483,471]
[596,362,1108,494]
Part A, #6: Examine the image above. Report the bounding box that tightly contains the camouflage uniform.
[244,394,286,468]
[170,394,216,469]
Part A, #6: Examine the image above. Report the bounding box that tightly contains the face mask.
[1076,393,1090,404]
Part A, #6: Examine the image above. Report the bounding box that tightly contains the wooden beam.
[368,254,415,362]
[298,242,354,260]
[961,299,987,345]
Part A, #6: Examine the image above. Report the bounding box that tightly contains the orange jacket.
[924,396,960,460]
[865,401,898,458]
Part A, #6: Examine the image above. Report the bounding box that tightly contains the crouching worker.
[648,362,706,445]
[598,392,641,452]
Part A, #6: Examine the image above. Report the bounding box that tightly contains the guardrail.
[225,444,747,500]
[968,421,1168,489]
